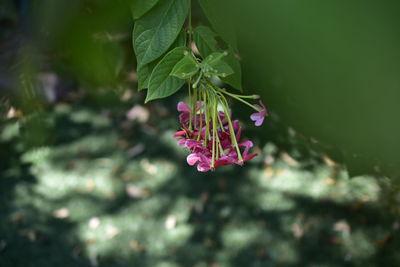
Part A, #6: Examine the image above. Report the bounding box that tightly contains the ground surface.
[1,92,399,267]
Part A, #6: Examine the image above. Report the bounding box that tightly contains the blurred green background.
[1,0,400,266]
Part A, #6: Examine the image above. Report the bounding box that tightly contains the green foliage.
[137,60,157,91]
[201,52,234,78]
[194,26,218,58]
[171,52,199,80]
[194,26,242,90]
[222,47,243,91]
[133,0,189,66]
[146,47,188,102]
[132,0,243,100]
[198,0,238,52]
[137,29,187,90]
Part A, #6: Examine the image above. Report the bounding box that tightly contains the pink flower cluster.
[173,101,258,172]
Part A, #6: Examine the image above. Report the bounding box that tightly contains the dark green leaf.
[210,60,234,78]
[133,0,189,66]
[194,26,242,91]
[202,52,234,78]
[194,26,218,58]
[136,30,187,91]
[171,52,199,79]
[146,47,187,102]
[222,48,242,91]
[198,0,238,53]
[137,61,157,91]
[203,52,227,65]
[129,0,159,20]
[175,28,188,48]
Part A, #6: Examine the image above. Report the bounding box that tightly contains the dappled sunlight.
[0,100,396,266]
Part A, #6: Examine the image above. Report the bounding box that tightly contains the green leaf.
[175,28,188,48]
[222,48,243,91]
[194,26,218,58]
[133,0,189,66]
[198,0,238,53]
[136,30,187,91]
[171,52,199,79]
[210,60,234,78]
[137,61,157,91]
[202,52,234,78]
[194,26,242,91]
[203,52,227,65]
[129,0,159,20]
[146,47,187,102]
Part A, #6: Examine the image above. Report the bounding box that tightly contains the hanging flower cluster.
[131,0,268,172]
[173,75,267,172]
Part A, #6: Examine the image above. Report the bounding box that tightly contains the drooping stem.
[216,103,226,133]
[202,89,210,146]
[188,82,192,130]
[219,92,243,163]
[211,96,217,167]
[205,79,260,112]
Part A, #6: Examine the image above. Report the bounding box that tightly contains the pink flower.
[239,140,258,162]
[177,101,203,125]
[174,101,258,172]
[250,101,267,126]
[185,139,203,149]
[187,153,201,166]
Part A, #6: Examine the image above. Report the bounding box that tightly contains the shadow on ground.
[1,96,399,267]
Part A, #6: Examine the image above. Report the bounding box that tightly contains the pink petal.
[173,130,186,138]
[250,113,261,121]
[197,163,211,172]
[185,139,203,149]
[187,153,200,166]
[232,120,240,131]
[255,117,264,126]
[179,113,189,124]
[195,101,203,111]
[239,140,254,149]
[177,101,190,112]
[244,153,258,162]
[236,126,242,141]
[253,104,262,111]
[177,139,186,146]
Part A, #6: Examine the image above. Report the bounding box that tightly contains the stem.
[193,72,203,88]
[217,105,226,132]
[217,88,259,111]
[188,81,192,130]
[221,90,258,99]
[219,92,243,163]
[211,96,217,168]
[205,78,260,112]
[203,90,210,146]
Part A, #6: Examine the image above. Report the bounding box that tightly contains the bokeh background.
[1,0,399,266]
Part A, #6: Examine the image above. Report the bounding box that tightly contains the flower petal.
[244,153,258,162]
[185,139,203,149]
[197,163,211,172]
[173,130,186,138]
[255,117,264,126]
[187,153,200,166]
[177,101,190,112]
